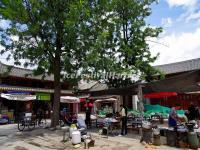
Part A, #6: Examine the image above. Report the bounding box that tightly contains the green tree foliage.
[0,0,162,126]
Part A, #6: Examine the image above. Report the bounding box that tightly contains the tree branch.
[24,1,55,60]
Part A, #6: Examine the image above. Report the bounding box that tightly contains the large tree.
[79,0,162,84]
[0,0,161,127]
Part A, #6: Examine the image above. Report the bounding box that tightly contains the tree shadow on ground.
[1,127,73,150]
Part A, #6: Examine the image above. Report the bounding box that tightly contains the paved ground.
[0,123,73,150]
[0,124,192,150]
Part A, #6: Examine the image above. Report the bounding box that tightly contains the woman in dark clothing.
[188,103,197,121]
[85,108,91,127]
[85,99,93,128]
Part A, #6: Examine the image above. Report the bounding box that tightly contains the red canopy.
[144,92,177,99]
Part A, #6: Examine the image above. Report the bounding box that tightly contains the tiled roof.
[0,85,73,94]
[154,58,200,75]
[78,80,108,91]
[0,61,54,81]
[78,80,98,90]
[90,82,108,91]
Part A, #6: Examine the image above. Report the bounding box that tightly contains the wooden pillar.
[122,95,126,105]
[137,85,144,113]
[76,103,78,114]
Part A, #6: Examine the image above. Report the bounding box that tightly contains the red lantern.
[80,98,86,102]
[84,103,93,108]
[88,103,93,107]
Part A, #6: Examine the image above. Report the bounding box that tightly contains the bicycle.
[37,116,47,128]
[17,116,46,131]
[18,116,35,131]
[59,119,65,127]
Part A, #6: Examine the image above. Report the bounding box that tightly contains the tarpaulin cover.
[127,109,140,116]
[144,104,185,116]
[144,104,170,113]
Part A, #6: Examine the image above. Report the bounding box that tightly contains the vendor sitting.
[168,107,178,127]
[178,111,188,124]
[103,115,112,127]
[77,117,87,135]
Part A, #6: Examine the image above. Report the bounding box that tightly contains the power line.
[146,39,169,48]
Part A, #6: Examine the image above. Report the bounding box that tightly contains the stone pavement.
[0,124,188,150]
[0,124,73,150]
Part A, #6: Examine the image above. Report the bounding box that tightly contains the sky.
[148,0,200,65]
[1,0,200,67]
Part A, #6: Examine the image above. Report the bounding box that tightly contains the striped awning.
[60,96,80,103]
[0,85,73,94]
[1,93,36,101]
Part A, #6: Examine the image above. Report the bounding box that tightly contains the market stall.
[60,96,80,114]
[94,98,119,117]
[0,93,36,124]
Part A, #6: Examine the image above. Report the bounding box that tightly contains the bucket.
[72,131,81,145]
[166,130,177,147]
[188,132,199,149]
[160,136,167,145]
[160,129,167,136]
[141,128,152,144]
[69,127,77,138]
[177,132,188,148]
[153,135,161,146]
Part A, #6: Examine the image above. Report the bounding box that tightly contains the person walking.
[37,107,44,124]
[84,99,93,128]
[119,104,127,136]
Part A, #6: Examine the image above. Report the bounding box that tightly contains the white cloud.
[0,45,14,65]
[165,0,200,24]
[0,20,10,30]
[150,27,200,65]
[166,0,197,8]
[10,35,19,42]
[0,36,15,66]
[161,17,173,27]
[186,10,200,22]
[0,44,27,68]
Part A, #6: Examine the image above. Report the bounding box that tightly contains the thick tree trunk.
[51,54,61,127]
